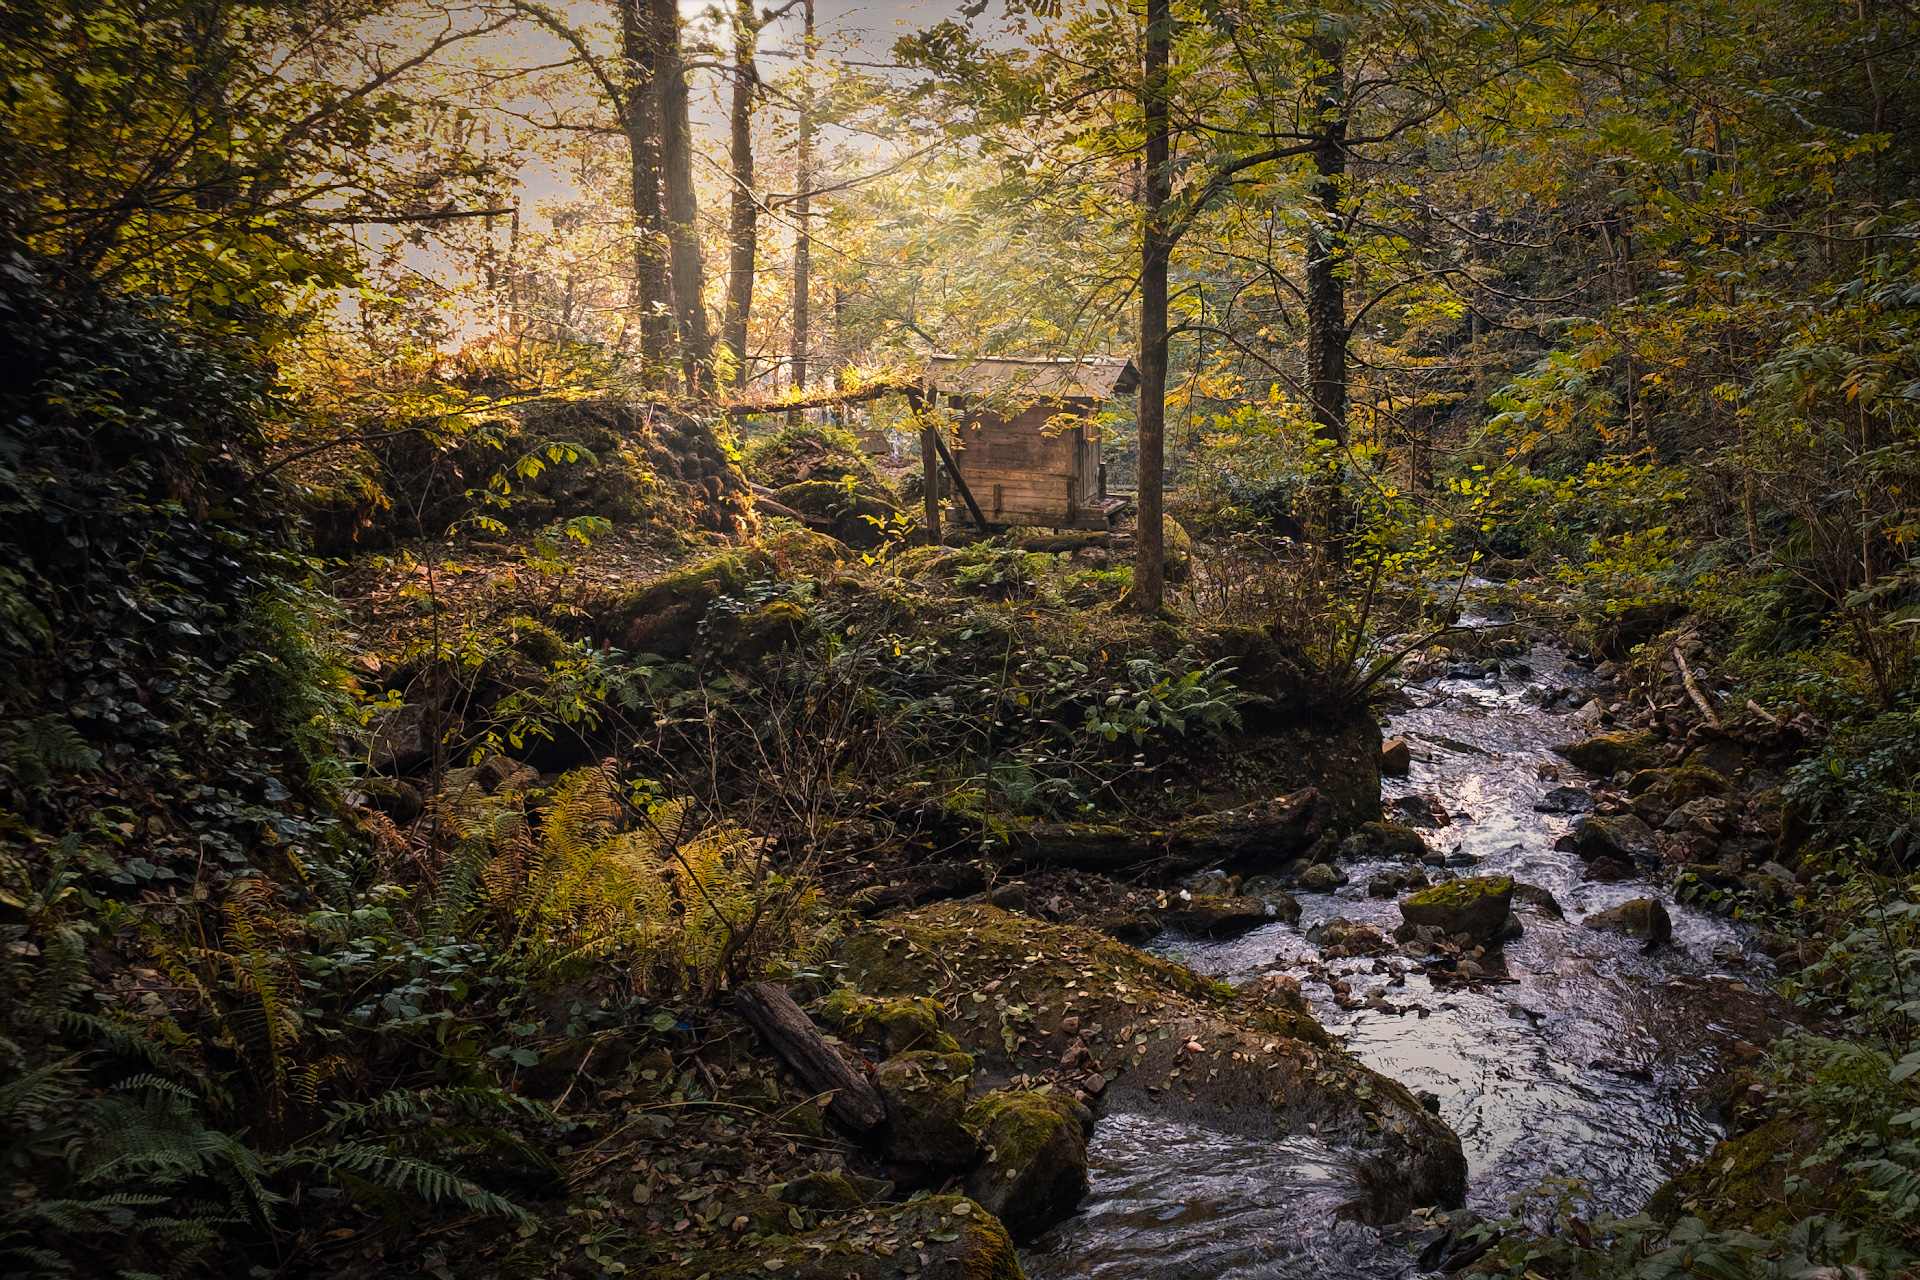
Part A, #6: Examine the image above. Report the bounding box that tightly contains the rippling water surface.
[1024,635,1788,1279]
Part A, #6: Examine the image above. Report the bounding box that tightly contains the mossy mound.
[745,422,896,496]
[1341,822,1429,860]
[834,905,1466,1221]
[775,480,902,548]
[1554,730,1660,777]
[588,533,848,660]
[1645,1116,1833,1234]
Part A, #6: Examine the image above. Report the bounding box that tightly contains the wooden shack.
[926,355,1139,531]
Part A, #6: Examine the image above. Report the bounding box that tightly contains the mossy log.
[1005,787,1332,874]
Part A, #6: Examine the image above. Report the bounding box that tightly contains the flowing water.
[1024,633,1795,1279]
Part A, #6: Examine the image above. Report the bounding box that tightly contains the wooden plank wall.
[951,404,1091,525]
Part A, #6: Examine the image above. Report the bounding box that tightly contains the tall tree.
[790,0,817,394]
[651,0,715,388]
[1134,0,1172,609]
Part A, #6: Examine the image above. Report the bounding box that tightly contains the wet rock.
[367,703,434,774]
[1340,822,1429,860]
[1511,883,1564,919]
[1533,786,1595,814]
[1582,856,1637,882]
[876,1051,980,1167]
[1571,813,1660,865]
[1554,730,1659,777]
[1443,850,1480,868]
[1392,795,1452,828]
[1368,872,1405,898]
[1399,877,1515,947]
[1311,917,1391,958]
[1382,737,1413,776]
[962,1091,1091,1238]
[1297,863,1349,893]
[1393,921,1449,957]
[1582,897,1673,946]
[1163,894,1296,936]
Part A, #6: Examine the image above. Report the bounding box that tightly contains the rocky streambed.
[1021,629,1807,1279]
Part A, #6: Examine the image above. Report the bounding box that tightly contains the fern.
[0,716,101,786]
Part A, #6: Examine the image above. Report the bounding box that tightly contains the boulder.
[1582,897,1672,946]
[1571,813,1660,865]
[774,480,899,549]
[1582,856,1637,882]
[1511,883,1564,919]
[773,1170,872,1211]
[1533,786,1594,815]
[474,753,541,793]
[962,1091,1091,1239]
[1163,894,1293,935]
[1298,862,1348,893]
[1093,906,1163,945]
[1382,737,1413,776]
[1554,730,1659,777]
[367,703,434,774]
[1340,822,1429,861]
[875,1052,980,1167]
[1400,877,1515,947]
[823,993,965,1058]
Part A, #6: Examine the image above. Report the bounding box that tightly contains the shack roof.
[927,354,1139,401]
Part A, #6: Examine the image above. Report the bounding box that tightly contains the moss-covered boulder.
[1582,897,1672,946]
[744,422,895,494]
[835,905,1467,1223]
[1400,877,1515,946]
[876,1051,980,1167]
[596,552,752,657]
[1645,1116,1834,1234]
[823,992,965,1058]
[643,1192,1022,1280]
[1554,730,1659,777]
[962,1091,1090,1238]
[773,1170,872,1211]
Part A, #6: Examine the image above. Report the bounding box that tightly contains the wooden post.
[734,983,886,1134]
[908,388,940,545]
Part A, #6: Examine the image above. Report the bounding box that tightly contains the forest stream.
[1025,623,1799,1279]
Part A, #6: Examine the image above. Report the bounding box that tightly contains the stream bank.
[1020,626,1810,1278]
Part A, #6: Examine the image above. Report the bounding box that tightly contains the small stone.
[1382,737,1413,776]
[1582,897,1673,946]
[1297,863,1348,893]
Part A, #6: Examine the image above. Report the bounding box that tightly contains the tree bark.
[1133,0,1171,612]
[722,0,760,388]
[789,0,816,403]
[650,0,714,392]
[620,0,670,363]
[734,983,886,1133]
[1303,33,1348,536]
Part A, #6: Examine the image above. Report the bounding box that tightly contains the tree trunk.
[1133,0,1171,612]
[621,0,669,363]
[650,0,713,392]
[789,0,816,403]
[1303,33,1348,536]
[722,0,760,389]
[734,983,886,1133]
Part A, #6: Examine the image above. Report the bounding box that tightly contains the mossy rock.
[835,905,1467,1221]
[1340,822,1428,861]
[1554,730,1659,777]
[699,599,813,664]
[1400,877,1515,945]
[642,1193,1022,1280]
[775,481,901,548]
[1645,1115,1833,1234]
[876,1051,980,1167]
[596,552,753,658]
[1161,894,1296,936]
[1572,813,1659,865]
[822,992,965,1057]
[509,618,574,666]
[962,1091,1090,1238]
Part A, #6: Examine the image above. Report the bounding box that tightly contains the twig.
[1672,647,1721,728]
[1746,698,1782,727]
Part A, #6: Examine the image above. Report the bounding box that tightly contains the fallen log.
[734,982,886,1134]
[1005,787,1333,874]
